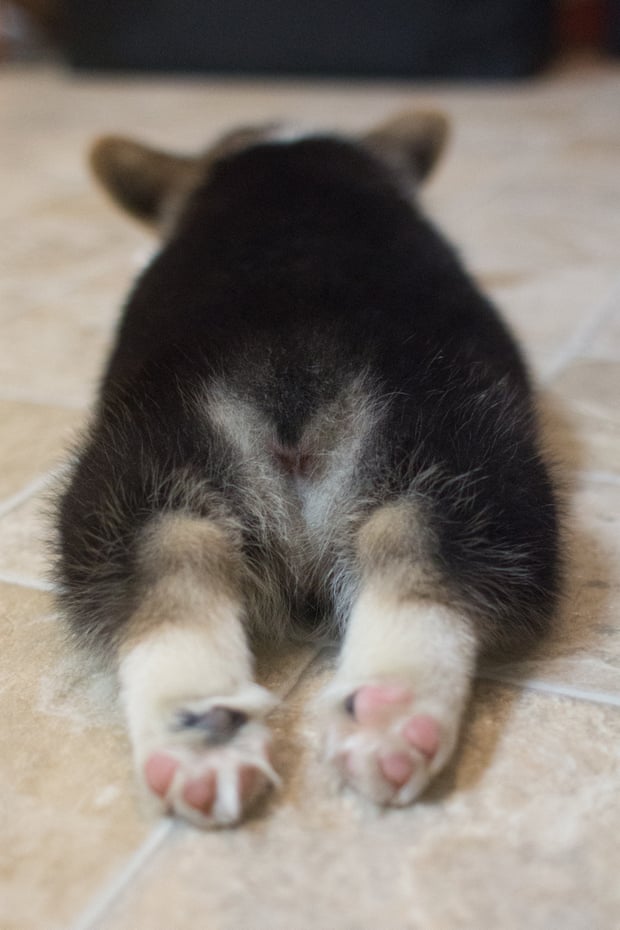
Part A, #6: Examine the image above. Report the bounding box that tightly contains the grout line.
[541,276,620,384]
[278,646,325,699]
[0,571,54,592]
[479,670,620,707]
[68,819,176,930]
[0,470,58,519]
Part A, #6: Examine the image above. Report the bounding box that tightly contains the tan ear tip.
[426,111,451,151]
[88,134,141,181]
[89,135,120,178]
[365,108,451,147]
[424,110,450,142]
[397,109,451,145]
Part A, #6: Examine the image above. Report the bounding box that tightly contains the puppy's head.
[89,109,449,235]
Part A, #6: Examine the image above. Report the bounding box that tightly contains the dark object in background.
[609,0,620,54]
[63,0,553,79]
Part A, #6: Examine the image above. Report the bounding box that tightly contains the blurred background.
[1,0,619,78]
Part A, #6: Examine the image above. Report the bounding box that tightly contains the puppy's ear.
[89,136,203,231]
[363,110,449,183]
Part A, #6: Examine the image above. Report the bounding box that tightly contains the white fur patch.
[264,125,317,145]
[202,373,385,625]
[119,621,267,748]
[335,586,477,691]
[320,584,478,804]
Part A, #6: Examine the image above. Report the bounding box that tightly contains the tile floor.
[2,56,620,930]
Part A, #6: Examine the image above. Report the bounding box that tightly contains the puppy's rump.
[55,122,559,654]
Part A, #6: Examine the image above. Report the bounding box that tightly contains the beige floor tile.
[97,669,620,930]
[0,491,52,586]
[0,399,83,506]
[430,124,620,280]
[0,583,148,930]
[0,305,112,408]
[484,265,620,378]
[446,188,620,282]
[587,302,620,361]
[0,230,150,407]
[547,359,620,473]
[0,225,146,326]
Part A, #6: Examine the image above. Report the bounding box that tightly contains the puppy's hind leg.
[119,514,279,829]
[322,503,478,806]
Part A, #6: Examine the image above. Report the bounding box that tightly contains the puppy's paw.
[322,681,457,806]
[138,686,280,828]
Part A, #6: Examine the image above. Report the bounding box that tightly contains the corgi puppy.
[54,112,560,828]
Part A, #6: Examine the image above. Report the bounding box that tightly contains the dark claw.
[344,692,357,718]
[175,706,248,743]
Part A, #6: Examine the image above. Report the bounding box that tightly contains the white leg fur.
[120,616,273,755]
[322,582,478,806]
[120,620,279,828]
[119,515,280,828]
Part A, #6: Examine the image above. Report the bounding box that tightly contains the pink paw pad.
[347,684,412,725]
[182,771,216,813]
[144,752,179,798]
[403,714,440,760]
[379,752,415,787]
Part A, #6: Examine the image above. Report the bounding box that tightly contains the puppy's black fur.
[55,128,560,657]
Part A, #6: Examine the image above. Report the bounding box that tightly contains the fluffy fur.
[53,113,561,826]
